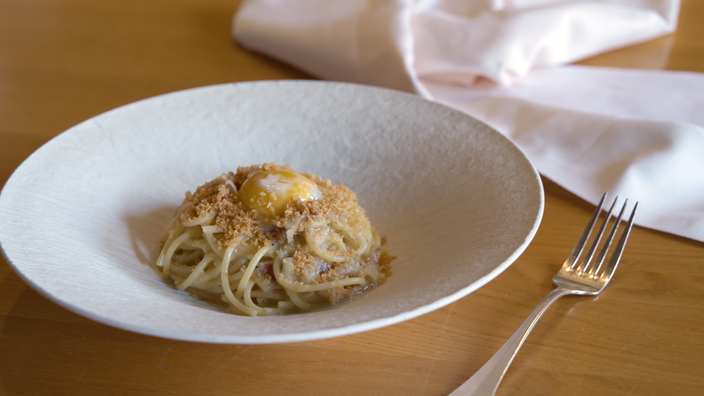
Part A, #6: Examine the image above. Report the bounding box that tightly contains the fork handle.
[449,287,574,396]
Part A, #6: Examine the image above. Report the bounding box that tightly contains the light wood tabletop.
[1,1,703,395]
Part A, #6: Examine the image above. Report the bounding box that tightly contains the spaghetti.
[156,163,393,316]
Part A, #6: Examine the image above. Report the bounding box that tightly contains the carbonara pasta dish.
[156,163,393,316]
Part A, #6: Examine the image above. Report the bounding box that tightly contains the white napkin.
[233,0,704,242]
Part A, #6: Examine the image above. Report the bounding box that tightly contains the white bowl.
[0,81,543,344]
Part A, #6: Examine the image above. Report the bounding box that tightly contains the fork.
[450,193,638,396]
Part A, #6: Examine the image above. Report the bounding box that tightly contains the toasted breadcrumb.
[175,163,370,250]
[176,173,273,248]
[377,251,395,282]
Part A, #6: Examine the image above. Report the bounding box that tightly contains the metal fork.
[450,193,638,396]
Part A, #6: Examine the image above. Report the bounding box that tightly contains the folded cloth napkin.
[233,0,704,242]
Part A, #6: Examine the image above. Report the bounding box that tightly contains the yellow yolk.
[238,170,321,218]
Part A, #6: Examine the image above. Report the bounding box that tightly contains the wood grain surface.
[1,1,703,395]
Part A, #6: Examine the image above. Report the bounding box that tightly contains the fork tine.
[599,201,638,282]
[590,198,629,276]
[578,197,619,273]
[565,193,607,269]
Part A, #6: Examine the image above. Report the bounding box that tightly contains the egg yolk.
[238,170,321,218]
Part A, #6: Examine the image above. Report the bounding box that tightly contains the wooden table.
[1,1,702,395]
